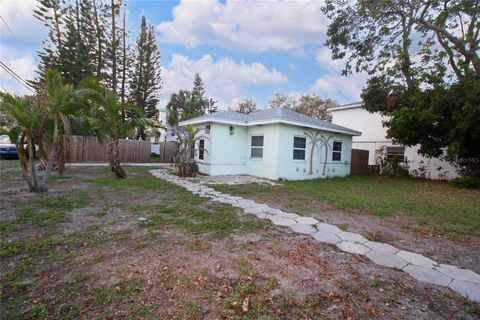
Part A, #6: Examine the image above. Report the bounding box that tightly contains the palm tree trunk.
[17,143,33,191]
[39,121,59,192]
[109,136,127,179]
[27,140,40,192]
[39,143,57,192]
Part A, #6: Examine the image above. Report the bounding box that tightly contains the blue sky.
[0,0,366,109]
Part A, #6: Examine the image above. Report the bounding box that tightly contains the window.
[198,140,205,160]
[293,137,306,160]
[205,125,210,134]
[332,141,342,161]
[386,146,405,162]
[251,136,264,158]
[229,126,235,135]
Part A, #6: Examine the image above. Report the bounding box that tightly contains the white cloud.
[311,73,367,103]
[0,0,46,42]
[311,48,368,103]
[315,48,345,71]
[0,46,37,95]
[160,54,288,108]
[0,1,45,94]
[157,0,327,52]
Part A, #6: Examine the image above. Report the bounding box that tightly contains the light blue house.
[179,108,361,180]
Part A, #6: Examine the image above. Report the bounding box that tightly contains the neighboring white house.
[151,108,178,155]
[330,102,459,180]
[179,108,361,180]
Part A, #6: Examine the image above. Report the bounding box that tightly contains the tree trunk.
[111,0,117,93]
[39,143,57,192]
[93,0,103,79]
[121,10,126,105]
[27,140,41,192]
[39,120,59,192]
[109,136,127,178]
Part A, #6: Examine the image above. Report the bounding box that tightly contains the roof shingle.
[179,107,361,136]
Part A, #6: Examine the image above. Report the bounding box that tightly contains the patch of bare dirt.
[243,194,480,275]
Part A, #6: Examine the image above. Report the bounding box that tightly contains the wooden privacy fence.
[158,141,179,163]
[350,149,370,175]
[68,136,151,163]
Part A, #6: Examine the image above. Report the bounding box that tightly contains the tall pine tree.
[192,73,205,96]
[191,73,217,114]
[33,0,66,84]
[129,15,161,139]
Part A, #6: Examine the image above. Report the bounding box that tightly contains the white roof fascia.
[330,103,363,112]
[179,118,247,126]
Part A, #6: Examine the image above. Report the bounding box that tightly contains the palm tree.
[166,90,207,126]
[176,125,207,177]
[0,94,43,191]
[305,131,322,175]
[78,82,160,178]
[38,70,85,184]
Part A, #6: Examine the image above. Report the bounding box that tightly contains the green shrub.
[450,176,480,189]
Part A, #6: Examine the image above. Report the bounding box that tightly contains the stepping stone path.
[150,169,480,304]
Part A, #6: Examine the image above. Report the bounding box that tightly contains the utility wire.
[0,15,38,65]
[0,61,34,92]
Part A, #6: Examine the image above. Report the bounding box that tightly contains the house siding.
[276,124,352,180]
[331,106,458,180]
[193,122,353,180]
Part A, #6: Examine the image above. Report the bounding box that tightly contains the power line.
[0,15,38,65]
[0,61,34,93]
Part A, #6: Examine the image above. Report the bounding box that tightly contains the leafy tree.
[268,93,297,109]
[295,95,336,121]
[269,93,337,121]
[236,99,257,114]
[322,0,479,85]
[363,74,480,176]
[129,15,162,139]
[323,0,480,175]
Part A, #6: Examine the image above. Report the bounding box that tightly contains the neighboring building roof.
[179,107,361,136]
[329,101,363,112]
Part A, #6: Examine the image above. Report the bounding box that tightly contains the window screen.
[251,136,264,158]
[293,137,306,160]
[199,139,205,160]
[332,141,342,161]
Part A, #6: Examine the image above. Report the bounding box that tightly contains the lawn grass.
[212,175,480,236]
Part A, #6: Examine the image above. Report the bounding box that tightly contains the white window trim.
[250,135,264,159]
[331,140,343,162]
[293,135,307,161]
